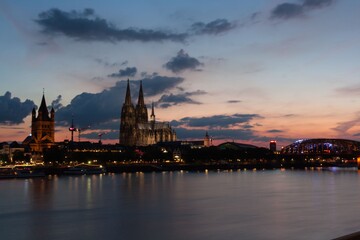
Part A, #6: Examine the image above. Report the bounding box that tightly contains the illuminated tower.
[204,132,211,147]
[150,102,155,123]
[135,81,148,124]
[120,79,137,145]
[28,93,55,153]
[69,118,76,142]
[119,80,176,146]
[270,140,277,152]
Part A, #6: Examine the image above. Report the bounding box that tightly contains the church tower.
[27,92,55,154]
[135,81,148,124]
[150,102,155,124]
[120,79,137,145]
[119,79,176,146]
[204,131,211,147]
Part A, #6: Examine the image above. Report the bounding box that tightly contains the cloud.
[331,116,360,136]
[142,76,184,96]
[35,8,187,43]
[171,115,294,142]
[250,12,261,22]
[55,75,184,128]
[227,100,241,104]
[51,95,63,111]
[190,19,236,35]
[271,3,304,19]
[271,0,335,19]
[108,67,137,78]
[303,0,334,9]
[171,114,262,129]
[283,114,297,117]
[174,128,293,144]
[156,90,206,108]
[35,8,241,45]
[141,71,158,78]
[0,92,35,125]
[164,49,203,73]
[335,84,360,96]
[267,129,284,133]
[95,58,124,67]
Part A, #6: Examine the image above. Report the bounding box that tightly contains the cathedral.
[120,80,176,146]
[23,93,55,154]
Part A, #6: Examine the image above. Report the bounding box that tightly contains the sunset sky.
[0,0,359,148]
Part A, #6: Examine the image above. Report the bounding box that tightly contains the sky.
[0,0,359,148]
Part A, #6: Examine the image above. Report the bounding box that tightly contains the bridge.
[279,138,360,168]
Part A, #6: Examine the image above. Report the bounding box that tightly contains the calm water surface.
[1,169,360,240]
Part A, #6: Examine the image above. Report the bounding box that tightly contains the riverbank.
[30,161,359,175]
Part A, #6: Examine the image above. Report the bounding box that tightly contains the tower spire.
[135,80,148,124]
[38,91,49,120]
[150,102,155,122]
[124,79,132,105]
[137,81,145,106]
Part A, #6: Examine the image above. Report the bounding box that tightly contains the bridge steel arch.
[281,139,360,155]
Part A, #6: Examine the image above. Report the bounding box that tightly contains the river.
[1,168,360,240]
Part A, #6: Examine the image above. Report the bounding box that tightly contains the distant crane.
[68,116,91,142]
[77,126,90,142]
[98,132,106,144]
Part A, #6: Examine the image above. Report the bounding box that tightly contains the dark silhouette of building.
[269,140,277,152]
[120,80,176,146]
[23,93,55,156]
[204,132,212,147]
[218,142,258,150]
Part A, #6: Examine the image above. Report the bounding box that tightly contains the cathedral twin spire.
[124,79,133,106]
[124,79,149,124]
[120,79,176,146]
[124,79,146,107]
[137,80,145,106]
[150,102,155,122]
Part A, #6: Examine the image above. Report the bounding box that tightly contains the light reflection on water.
[1,169,360,240]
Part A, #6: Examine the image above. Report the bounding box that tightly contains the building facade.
[0,141,25,162]
[269,140,277,152]
[23,94,55,154]
[120,80,176,146]
[204,132,212,147]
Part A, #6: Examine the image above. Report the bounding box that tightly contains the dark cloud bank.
[0,92,35,125]
[55,75,184,128]
[171,114,262,129]
[168,114,295,142]
[171,114,259,140]
[35,9,236,43]
[33,2,336,47]
[51,76,271,142]
[0,89,287,142]
[36,8,187,42]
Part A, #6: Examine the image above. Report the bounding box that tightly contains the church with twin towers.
[120,80,176,146]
